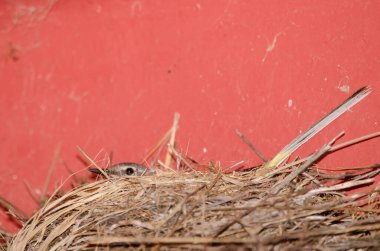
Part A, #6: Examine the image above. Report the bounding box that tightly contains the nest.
[4,108,380,250]
[6,163,380,251]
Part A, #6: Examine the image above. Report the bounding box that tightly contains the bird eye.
[125,167,135,175]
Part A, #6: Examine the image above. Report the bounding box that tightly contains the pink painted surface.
[1,1,379,232]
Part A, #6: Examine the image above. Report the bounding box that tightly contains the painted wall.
[1,0,379,232]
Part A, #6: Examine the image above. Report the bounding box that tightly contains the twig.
[141,127,172,164]
[257,130,380,179]
[269,147,330,195]
[165,112,180,168]
[330,131,380,152]
[224,160,245,173]
[317,163,380,171]
[296,178,375,203]
[301,172,322,187]
[0,196,28,221]
[24,180,42,206]
[169,146,199,173]
[269,132,344,195]
[62,160,84,187]
[157,160,178,174]
[0,226,12,239]
[352,168,380,181]
[235,130,267,162]
[149,135,169,169]
[76,146,109,179]
[42,143,62,196]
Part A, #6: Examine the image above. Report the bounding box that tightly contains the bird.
[89,162,149,177]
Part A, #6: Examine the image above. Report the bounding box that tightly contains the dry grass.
[5,160,380,250]
[3,110,380,250]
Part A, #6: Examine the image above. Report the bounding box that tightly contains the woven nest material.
[7,165,380,251]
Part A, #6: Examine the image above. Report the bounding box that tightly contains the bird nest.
[4,99,380,250]
[7,163,380,251]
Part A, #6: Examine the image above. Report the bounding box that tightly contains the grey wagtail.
[89,162,149,177]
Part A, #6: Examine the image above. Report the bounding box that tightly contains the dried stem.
[76,146,109,179]
[42,143,62,196]
[235,130,267,162]
[164,112,180,168]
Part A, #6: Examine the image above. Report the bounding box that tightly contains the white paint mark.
[338,84,350,93]
[324,77,328,81]
[337,65,350,93]
[35,188,41,195]
[196,3,202,10]
[288,99,293,108]
[261,32,285,63]
[203,147,207,153]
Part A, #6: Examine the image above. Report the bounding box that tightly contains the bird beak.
[88,168,102,174]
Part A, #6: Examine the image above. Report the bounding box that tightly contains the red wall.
[1,0,380,232]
